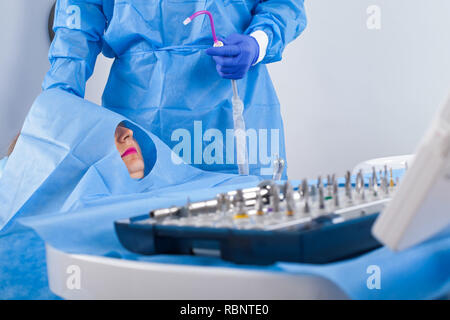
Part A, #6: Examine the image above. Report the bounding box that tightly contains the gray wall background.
[1,0,449,179]
[0,0,53,156]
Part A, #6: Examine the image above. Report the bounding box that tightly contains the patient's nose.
[117,127,134,143]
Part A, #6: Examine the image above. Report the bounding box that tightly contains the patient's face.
[115,124,145,179]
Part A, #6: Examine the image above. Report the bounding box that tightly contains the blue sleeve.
[245,0,307,64]
[42,0,107,97]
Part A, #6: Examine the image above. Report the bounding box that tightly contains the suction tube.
[184,10,249,175]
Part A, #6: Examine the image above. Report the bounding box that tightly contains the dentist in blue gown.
[43,0,307,177]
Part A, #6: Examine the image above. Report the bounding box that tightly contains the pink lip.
[121,147,138,158]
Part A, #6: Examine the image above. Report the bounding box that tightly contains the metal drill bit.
[285,194,295,216]
[389,168,394,187]
[317,176,322,189]
[270,183,280,213]
[370,177,376,197]
[295,187,302,203]
[302,179,310,213]
[355,171,362,194]
[333,179,339,207]
[216,193,226,214]
[359,170,366,200]
[371,169,378,197]
[327,174,333,197]
[385,175,390,194]
[186,197,192,217]
[310,185,317,204]
[303,197,310,214]
[255,190,264,216]
[283,181,294,201]
[345,171,352,200]
[272,156,285,181]
[371,167,378,192]
[233,189,248,218]
[318,184,325,210]
[379,174,385,193]
[283,181,296,216]
[301,179,308,199]
[383,175,389,195]
[234,189,244,203]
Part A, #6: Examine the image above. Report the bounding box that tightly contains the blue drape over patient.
[0,89,261,230]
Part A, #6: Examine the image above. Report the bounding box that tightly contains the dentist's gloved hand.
[206,33,260,80]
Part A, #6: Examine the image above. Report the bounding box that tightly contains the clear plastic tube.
[231,80,249,175]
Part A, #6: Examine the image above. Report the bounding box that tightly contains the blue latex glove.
[206,33,260,80]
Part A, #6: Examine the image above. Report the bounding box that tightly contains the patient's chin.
[130,170,145,179]
[125,159,145,179]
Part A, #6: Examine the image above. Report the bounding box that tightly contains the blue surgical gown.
[43,0,307,177]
